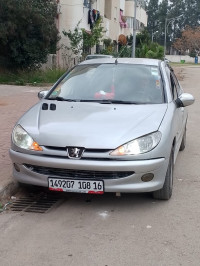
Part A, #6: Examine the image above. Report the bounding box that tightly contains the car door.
[170,70,186,153]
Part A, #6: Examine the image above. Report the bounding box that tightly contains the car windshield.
[48,64,164,104]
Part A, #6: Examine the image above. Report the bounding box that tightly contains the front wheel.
[152,150,174,200]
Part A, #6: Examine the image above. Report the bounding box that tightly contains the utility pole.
[132,0,137,58]
[164,17,167,58]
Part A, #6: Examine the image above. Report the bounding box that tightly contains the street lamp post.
[132,0,137,58]
[164,17,169,58]
[164,14,183,58]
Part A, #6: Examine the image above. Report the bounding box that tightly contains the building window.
[104,0,112,20]
[140,22,145,30]
[124,16,140,30]
[126,17,133,28]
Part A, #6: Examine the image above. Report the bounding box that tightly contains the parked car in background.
[164,58,170,63]
[10,58,194,200]
[85,54,113,60]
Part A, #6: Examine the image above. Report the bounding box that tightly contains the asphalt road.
[0,66,200,266]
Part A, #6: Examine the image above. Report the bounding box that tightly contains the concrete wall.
[41,54,57,70]
[166,55,199,63]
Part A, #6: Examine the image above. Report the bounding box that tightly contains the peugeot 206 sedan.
[9,58,194,200]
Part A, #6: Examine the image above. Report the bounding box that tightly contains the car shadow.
[15,185,169,214]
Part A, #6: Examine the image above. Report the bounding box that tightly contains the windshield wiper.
[80,99,139,104]
[99,100,140,104]
[50,98,141,104]
[80,99,112,104]
[50,97,78,102]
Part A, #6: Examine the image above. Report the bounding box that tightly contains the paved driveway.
[0,85,49,191]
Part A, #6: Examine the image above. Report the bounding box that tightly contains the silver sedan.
[9,58,194,200]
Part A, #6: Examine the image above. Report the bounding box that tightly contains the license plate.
[48,178,104,194]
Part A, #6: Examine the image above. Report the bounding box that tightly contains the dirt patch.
[173,67,185,81]
[0,101,8,106]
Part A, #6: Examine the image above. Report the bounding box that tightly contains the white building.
[55,0,148,68]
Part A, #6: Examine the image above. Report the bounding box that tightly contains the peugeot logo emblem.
[67,147,85,159]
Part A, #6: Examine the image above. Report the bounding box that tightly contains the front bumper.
[9,149,169,193]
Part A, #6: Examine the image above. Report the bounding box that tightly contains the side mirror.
[38,90,49,100]
[176,93,195,108]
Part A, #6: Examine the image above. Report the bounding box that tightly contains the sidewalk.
[0,85,49,199]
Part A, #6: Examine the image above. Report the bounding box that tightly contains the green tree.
[147,0,169,47]
[0,0,59,70]
[166,0,200,53]
[173,26,200,55]
[136,28,151,47]
[63,18,105,60]
[62,21,83,56]
[184,0,200,28]
[82,18,105,56]
[124,29,164,59]
[101,38,116,55]
[157,0,168,46]
[147,0,159,39]
[147,0,200,54]
[168,0,185,38]
[118,45,132,58]
[136,42,164,59]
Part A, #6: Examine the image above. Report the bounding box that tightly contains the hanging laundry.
[88,9,95,29]
[88,9,101,29]
[119,9,128,28]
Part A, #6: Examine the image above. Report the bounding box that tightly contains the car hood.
[18,101,168,149]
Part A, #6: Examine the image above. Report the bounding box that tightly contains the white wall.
[166,55,199,63]
[120,0,125,10]
[57,0,90,68]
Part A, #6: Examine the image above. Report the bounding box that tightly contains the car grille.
[24,164,134,180]
[45,146,111,153]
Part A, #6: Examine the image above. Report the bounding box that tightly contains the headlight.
[110,132,162,156]
[12,125,42,151]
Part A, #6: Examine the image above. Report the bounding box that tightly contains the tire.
[153,149,174,200]
[179,127,186,151]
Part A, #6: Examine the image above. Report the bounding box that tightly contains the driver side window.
[170,72,178,100]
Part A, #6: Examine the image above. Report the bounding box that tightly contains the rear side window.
[49,64,165,104]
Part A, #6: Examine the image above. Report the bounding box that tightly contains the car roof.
[80,57,161,66]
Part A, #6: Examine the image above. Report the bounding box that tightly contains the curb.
[0,181,19,200]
